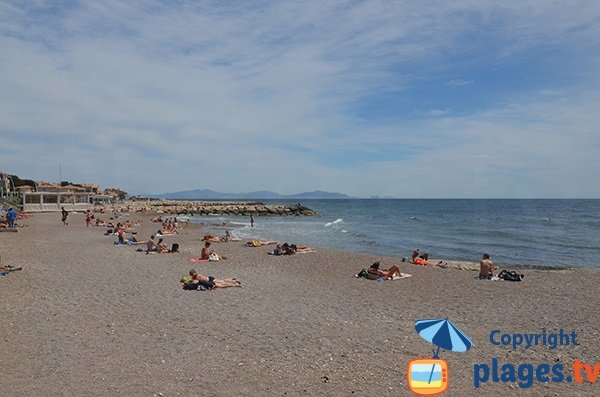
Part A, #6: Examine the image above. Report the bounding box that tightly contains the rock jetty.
[96,200,318,216]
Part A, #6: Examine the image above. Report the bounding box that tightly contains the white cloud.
[447,79,473,87]
[1,1,600,196]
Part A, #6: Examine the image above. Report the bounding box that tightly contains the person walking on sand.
[61,207,69,226]
[7,207,17,229]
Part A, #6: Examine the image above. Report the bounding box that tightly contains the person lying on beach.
[201,241,226,260]
[245,240,278,247]
[269,243,317,255]
[411,252,448,268]
[0,255,23,273]
[203,234,221,243]
[156,229,177,236]
[0,264,23,273]
[367,260,402,280]
[162,222,176,233]
[182,269,241,290]
[479,253,498,279]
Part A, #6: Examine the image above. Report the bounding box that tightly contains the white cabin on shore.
[22,193,117,212]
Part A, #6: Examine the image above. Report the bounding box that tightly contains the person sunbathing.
[185,269,241,289]
[203,234,221,243]
[245,240,278,247]
[367,260,402,280]
[293,245,316,253]
[201,241,226,260]
[156,238,170,253]
[0,255,22,273]
[411,252,448,268]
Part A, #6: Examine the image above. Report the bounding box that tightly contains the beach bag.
[208,252,220,261]
[357,268,369,278]
[499,270,523,282]
[171,243,179,253]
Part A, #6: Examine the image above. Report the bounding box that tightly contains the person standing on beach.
[250,214,254,227]
[61,207,69,226]
[85,210,93,227]
[7,208,16,229]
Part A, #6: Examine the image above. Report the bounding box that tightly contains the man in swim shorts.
[479,253,497,279]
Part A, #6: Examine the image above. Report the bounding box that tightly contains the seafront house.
[0,172,13,197]
[21,182,124,212]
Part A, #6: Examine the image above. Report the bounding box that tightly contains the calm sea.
[187,199,600,269]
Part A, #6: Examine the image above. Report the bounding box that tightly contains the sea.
[186,199,600,269]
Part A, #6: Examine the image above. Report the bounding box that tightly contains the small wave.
[341,229,348,233]
[324,218,344,227]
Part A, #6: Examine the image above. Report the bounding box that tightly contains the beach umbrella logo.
[407,318,473,396]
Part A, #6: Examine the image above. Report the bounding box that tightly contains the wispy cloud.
[426,109,451,117]
[1,1,599,197]
[447,79,473,87]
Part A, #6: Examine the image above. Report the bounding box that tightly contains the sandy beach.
[2,212,600,396]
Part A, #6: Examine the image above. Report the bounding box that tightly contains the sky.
[1,0,599,198]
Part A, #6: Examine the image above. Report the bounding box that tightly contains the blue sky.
[1,0,599,198]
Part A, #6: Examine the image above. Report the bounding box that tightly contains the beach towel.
[355,272,411,280]
[475,276,501,281]
[156,233,176,237]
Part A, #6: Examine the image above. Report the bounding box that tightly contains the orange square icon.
[407,358,449,396]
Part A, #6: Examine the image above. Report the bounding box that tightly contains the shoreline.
[187,217,593,273]
[2,212,600,396]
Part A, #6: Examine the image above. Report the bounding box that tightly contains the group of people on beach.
[356,247,524,283]
[407,248,448,268]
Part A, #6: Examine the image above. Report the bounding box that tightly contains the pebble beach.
[2,212,600,396]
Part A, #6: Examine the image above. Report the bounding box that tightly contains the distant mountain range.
[153,189,354,200]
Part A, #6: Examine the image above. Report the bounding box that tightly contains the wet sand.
[1,212,600,396]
